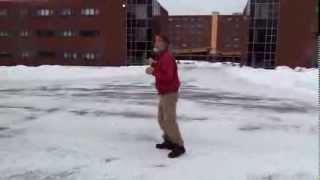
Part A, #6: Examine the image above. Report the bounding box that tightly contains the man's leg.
[157,96,166,134]
[156,96,175,149]
[162,93,185,158]
[162,93,184,146]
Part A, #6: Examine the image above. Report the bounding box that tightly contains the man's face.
[154,39,167,53]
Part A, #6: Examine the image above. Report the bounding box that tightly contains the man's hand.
[148,58,156,65]
[145,66,154,75]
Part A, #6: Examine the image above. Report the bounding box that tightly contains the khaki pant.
[158,92,184,146]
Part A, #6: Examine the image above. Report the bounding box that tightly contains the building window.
[36,9,54,16]
[64,52,77,60]
[59,8,74,16]
[37,51,56,58]
[79,30,100,37]
[0,31,10,37]
[0,9,8,16]
[254,3,269,19]
[0,51,12,58]
[21,51,30,59]
[36,30,55,37]
[153,2,160,16]
[82,52,96,60]
[135,28,147,41]
[181,43,188,48]
[0,31,15,37]
[127,0,153,65]
[135,5,147,19]
[59,30,76,37]
[20,9,28,16]
[20,30,29,37]
[81,8,99,16]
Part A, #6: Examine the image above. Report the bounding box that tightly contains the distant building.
[168,13,249,63]
[168,15,212,53]
[211,14,249,64]
[0,0,168,66]
[244,0,318,68]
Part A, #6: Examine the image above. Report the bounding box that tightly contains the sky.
[158,0,248,15]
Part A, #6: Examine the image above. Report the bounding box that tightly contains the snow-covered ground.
[0,62,318,180]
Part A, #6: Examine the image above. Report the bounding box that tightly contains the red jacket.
[151,50,180,94]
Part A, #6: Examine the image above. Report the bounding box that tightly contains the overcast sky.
[158,0,248,15]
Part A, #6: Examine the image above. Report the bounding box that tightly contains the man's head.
[154,35,170,54]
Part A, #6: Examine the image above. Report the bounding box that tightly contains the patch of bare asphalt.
[0,126,9,131]
[247,172,315,180]
[0,106,61,114]
[238,124,317,134]
[4,167,83,180]
[69,109,208,122]
[0,83,315,117]
[0,128,26,139]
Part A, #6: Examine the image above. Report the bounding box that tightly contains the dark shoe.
[156,141,175,150]
[168,145,186,158]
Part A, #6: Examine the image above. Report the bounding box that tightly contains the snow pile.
[180,62,318,103]
[1,62,317,92]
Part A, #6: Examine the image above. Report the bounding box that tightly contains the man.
[145,35,186,158]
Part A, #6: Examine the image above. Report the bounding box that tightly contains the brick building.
[212,13,249,63]
[0,0,168,66]
[168,13,249,63]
